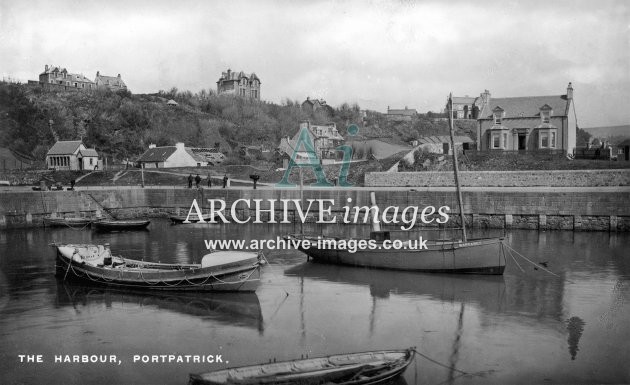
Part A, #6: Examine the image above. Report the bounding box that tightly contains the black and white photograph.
[0,0,629,384]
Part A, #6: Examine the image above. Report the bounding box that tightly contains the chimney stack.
[567,82,573,100]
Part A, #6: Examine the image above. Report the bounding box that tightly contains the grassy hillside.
[0,81,477,167]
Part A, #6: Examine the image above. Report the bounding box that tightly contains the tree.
[576,127,591,147]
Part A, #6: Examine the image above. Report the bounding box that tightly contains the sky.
[1,0,629,127]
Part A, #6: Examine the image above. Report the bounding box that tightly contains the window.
[542,112,550,124]
[492,133,500,148]
[89,158,93,165]
[538,129,557,149]
[494,114,502,125]
[541,132,549,148]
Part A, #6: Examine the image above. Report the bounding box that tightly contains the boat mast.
[299,167,304,235]
[448,93,467,242]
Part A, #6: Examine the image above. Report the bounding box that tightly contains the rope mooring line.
[411,348,469,376]
[505,246,525,273]
[503,242,574,283]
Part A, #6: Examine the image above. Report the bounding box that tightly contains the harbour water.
[0,220,628,384]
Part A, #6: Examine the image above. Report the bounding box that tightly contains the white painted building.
[137,143,224,168]
[46,141,99,170]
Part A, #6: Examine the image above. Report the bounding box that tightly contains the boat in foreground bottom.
[286,232,506,275]
[189,348,415,385]
[54,244,263,292]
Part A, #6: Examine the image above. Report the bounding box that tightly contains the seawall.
[1,186,629,231]
[365,169,630,187]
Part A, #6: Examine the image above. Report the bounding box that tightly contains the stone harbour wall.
[364,169,630,187]
[1,186,629,231]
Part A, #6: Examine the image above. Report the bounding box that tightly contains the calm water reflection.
[0,221,628,384]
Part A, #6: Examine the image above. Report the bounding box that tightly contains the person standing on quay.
[195,174,201,188]
[207,174,212,188]
[222,174,229,188]
[187,174,193,188]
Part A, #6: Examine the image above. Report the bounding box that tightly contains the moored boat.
[43,217,93,228]
[189,348,415,385]
[53,244,264,292]
[92,219,151,231]
[287,232,506,275]
[170,214,217,224]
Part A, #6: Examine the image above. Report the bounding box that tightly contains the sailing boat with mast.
[287,94,506,274]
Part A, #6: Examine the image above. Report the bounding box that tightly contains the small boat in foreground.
[43,217,92,228]
[170,214,217,224]
[189,348,415,385]
[92,219,151,231]
[53,244,263,292]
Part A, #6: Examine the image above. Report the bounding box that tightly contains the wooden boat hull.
[54,245,262,292]
[43,217,92,228]
[92,219,151,231]
[189,348,415,385]
[170,214,217,224]
[289,235,506,275]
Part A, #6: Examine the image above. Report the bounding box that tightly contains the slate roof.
[137,147,177,162]
[387,108,417,116]
[46,141,82,155]
[452,96,476,104]
[95,73,126,88]
[416,135,474,144]
[480,95,570,119]
[217,70,260,82]
[78,149,98,157]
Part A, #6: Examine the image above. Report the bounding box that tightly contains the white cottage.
[137,143,224,168]
[46,141,99,170]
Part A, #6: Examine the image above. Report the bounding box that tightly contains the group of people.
[188,173,229,189]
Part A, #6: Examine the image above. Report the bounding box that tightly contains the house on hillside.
[33,65,128,93]
[217,69,260,99]
[137,143,224,168]
[476,83,576,154]
[38,65,96,91]
[0,148,36,170]
[386,107,416,121]
[302,97,334,115]
[276,121,344,167]
[95,71,127,91]
[46,141,99,170]
[445,92,491,120]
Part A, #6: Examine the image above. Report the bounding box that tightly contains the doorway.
[518,134,527,150]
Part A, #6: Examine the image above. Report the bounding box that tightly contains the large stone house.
[95,71,127,91]
[216,69,260,99]
[34,65,128,92]
[39,65,96,91]
[445,91,491,120]
[45,141,99,170]
[277,121,344,166]
[302,97,334,115]
[386,107,417,121]
[476,83,576,154]
[137,143,224,168]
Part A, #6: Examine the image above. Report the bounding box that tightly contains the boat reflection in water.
[285,262,506,305]
[55,280,264,333]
